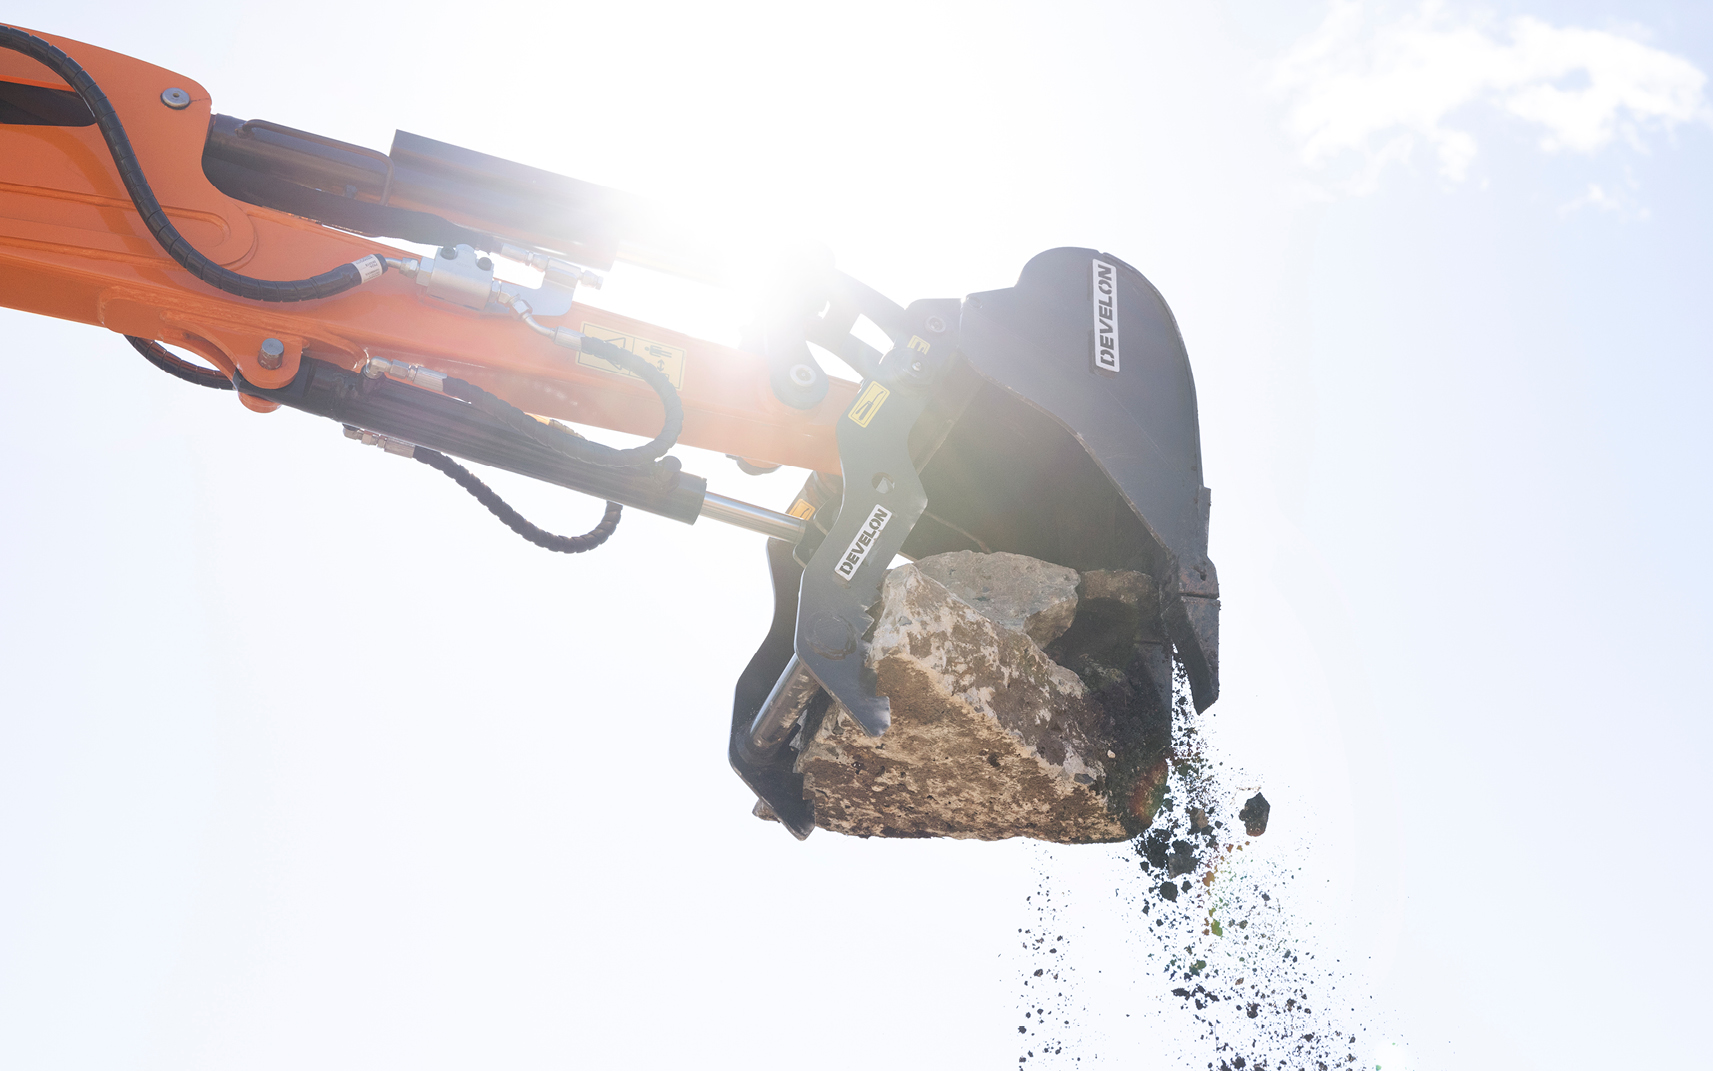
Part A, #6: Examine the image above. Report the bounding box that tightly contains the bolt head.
[807,613,857,659]
[160,87,191,110]
[924,314,947,333]
[258,337,285,370]
[788,364,817,388]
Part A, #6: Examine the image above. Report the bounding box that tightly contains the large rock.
[912,550,1080,646]
[785,551,1176,843]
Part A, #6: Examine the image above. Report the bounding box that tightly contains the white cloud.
[1559,180,1648,220]
[1275,1,1710,194]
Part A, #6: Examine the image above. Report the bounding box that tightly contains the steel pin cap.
[258,338,285,370]
[160,88,191,109]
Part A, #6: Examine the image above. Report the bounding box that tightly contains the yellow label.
[577,322,687,389]
[848,381,891,427]
[908,335,931,354]
[787,499,817,521]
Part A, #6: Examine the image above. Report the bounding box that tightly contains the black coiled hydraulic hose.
[412,448,622,553]
[443,335,683,469]
[0,25,384,302]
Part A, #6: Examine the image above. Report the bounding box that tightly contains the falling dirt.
[1016,877,1089,1065]
[1238,792,1271,838]
[1014,663,1369,1068]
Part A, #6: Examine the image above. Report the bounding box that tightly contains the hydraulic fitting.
[363,355,446,392]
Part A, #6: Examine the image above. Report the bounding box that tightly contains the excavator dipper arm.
[0,26,1220,839]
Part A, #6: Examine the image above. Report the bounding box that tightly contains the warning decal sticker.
[577,322,687,389]
[847,381,891,427]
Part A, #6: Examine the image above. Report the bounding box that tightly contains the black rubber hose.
[0,25,384,302]
[413,447,621,553]
[127,335,233,390]
[443,334,683,468]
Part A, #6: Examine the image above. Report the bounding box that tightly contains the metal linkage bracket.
[757,257,913,410]
[806,272,908,382]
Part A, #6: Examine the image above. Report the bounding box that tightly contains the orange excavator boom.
[0,25,1220,839]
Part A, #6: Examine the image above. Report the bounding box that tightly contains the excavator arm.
[0,26,1220,839]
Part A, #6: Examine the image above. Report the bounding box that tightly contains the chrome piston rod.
[699,491,808,543]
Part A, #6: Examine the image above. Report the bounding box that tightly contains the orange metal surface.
[0,28,852,472]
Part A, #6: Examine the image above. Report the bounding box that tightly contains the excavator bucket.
[915,248,1218,702]
[731,248,1219,837]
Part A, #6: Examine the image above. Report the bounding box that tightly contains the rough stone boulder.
[786,551,1177,843]
[911,550,1080,646]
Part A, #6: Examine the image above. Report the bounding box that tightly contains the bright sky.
[2,2,1709,1068]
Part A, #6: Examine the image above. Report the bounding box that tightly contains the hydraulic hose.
[5,25,681,464]
[0,25,385,302]
[126,335,233,390]
[412,447,622,553]
[443,337,683,469]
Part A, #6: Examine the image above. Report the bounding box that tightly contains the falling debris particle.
[1015,659,1365,1068]
[1239,792,1271,836]
[1167,839,1199,876]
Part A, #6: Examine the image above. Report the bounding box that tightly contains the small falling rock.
[1238,791,1270,836]
[1167,838,1199,876]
